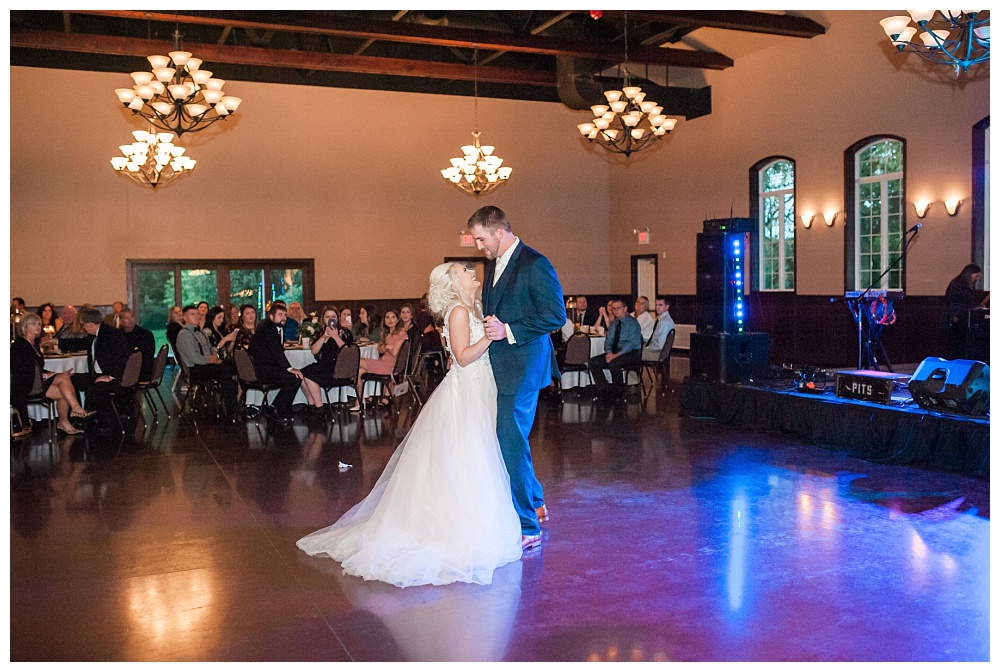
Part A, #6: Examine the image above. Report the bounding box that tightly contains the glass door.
[229,268,265,317]
[268,267,303,308]
[136,268,176,351]
[180,268,218,308]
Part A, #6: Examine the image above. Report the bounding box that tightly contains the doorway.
[631,254,658,306]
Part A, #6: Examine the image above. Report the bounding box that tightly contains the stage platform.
[679,377,989,479]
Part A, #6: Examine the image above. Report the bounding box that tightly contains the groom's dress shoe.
[521,534,541,551]
[535,505,549,523]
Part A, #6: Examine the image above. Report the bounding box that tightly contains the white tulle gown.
[297,306,522,587]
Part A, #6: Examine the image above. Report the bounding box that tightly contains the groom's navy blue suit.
[483,241,566,535]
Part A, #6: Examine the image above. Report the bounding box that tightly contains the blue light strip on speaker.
[732,236,745,333]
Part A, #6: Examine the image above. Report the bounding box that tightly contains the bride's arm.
[448,306,491,367]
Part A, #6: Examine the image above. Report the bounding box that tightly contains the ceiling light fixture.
[110,127,196,189]
[879,10,989,76]
[575,13,678,157]
[441,47,512,195]
[113,28,243,137]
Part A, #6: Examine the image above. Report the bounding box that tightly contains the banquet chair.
[558,333,594,396]
[321,343,361,418]
[640,329,675,402]
[137,344,169,424]
[360,340,411,413]
[175,354,223,421]
[107,351,143,435]
[26,367,58,442]
[233,347,278,426]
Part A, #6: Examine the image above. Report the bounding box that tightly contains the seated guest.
[284,301,305,341]
[103,300,125,328]
[165,305,184,355]
[37,302,63,335]
[196,301,210,329]
[337,307,355,345]
[248,302,303,424]
[351,309,407,411]
[175,305,238,417]
[57,303,95,352]
[632,296,655,344]
[588,298,642,399]
[225,303,241,332]
[11,297,26,313]
[72,307,130,415]
[203,306,237,359]
[56,305,77,337]
[11,313,94,436]
[300,306,348,413]
[573,295,600,327]
[642,296,676,363]
[414,294,444,372]
[352,303,381,343]
[233,304,258,351]
[399,303,420,368]
[595,299,616,331]
[119,307,156,383]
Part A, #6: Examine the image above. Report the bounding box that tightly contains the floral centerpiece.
[298,312,321,342]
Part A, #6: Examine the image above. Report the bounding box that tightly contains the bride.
[297,263,523,587]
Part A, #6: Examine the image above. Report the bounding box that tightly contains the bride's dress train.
[297,307,522,587]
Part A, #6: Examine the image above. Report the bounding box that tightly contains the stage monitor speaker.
[696,232,747,333]
[690,331,771,383]
[908,357,989,417]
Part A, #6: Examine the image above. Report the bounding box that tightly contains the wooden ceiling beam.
[67,10,734,70]
[622,10,826,38]
[10,29,558,85]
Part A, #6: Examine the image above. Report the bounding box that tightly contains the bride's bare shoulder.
[447,305,470,325]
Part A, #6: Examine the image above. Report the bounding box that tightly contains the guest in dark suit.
[248,302,303,423]
[71,307,129,414]
[471,205,567,550]
[11,313,93,435]
[588,298,642,399]
[572,295,600,328]
[119,307,156,382]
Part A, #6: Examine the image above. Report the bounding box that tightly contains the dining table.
[244,342,381,407]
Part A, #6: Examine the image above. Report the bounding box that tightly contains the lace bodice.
[442,305,491,379]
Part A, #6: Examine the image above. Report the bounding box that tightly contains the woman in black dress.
[299,305,352,413]
[942,263,983,359]
[11,313,94,435]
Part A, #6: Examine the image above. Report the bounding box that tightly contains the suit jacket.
[248,318,291,379]
[88,323,129,379]
[483,241,567,396]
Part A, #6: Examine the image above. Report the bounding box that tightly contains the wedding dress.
[297,306,522,587]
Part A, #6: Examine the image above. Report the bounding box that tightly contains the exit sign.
[638,230,650,245]
[460,233,475,247]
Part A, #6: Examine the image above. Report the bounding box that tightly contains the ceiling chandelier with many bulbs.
[110,128,196,189]
[114,29,243,137]
[879,10,990,75]
[575,14,678,157]
[441,47,512,195]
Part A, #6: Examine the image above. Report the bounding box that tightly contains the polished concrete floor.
[10,370,990,662]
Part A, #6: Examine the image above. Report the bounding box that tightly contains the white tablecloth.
[245,344,380,406]
[559,336,639,389]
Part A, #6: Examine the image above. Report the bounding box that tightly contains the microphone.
[906,222,923,234]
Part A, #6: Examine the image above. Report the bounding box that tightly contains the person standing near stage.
[942,263,982,360]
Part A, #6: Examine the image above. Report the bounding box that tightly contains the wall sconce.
[913,201,930,218]
[823,211,839,227]
[944,199,963,216]
[801,213,814,229]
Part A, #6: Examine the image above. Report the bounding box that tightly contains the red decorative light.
[589,10,603,20]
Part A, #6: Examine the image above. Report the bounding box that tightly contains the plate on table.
[283,343,301,349]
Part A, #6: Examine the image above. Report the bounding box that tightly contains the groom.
[469,206,567,551]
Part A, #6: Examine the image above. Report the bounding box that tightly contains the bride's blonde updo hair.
[427,263,482,320]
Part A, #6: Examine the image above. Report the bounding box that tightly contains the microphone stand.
[847,224,921,370]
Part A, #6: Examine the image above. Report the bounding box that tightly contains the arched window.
[845,137,906,292]
[749,157,795,292]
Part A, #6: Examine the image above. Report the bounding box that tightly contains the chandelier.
[110,128,196,189]
[879,10,990,75]
[575,14,678,157]
[440,48,512,195]
[114,30,243,137]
